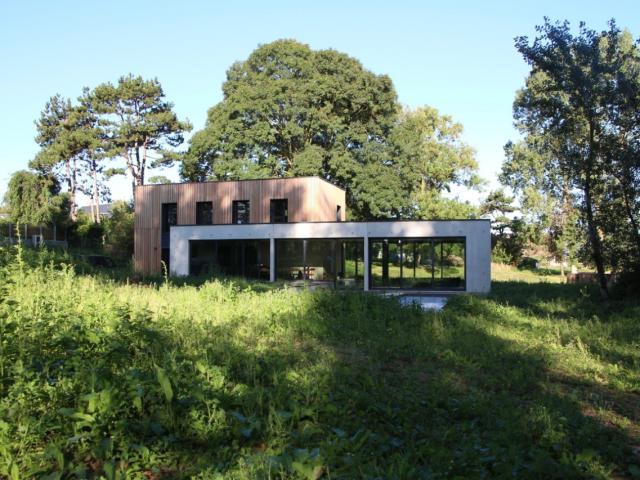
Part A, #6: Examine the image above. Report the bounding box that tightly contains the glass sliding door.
[305,240,336,281]
[189,240,270,279]
[368,238,465,290]
[276,240,305,280]
[339,240,364,288]
[275,238,365,285]
[433,239,465,289]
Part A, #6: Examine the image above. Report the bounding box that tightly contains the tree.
[480,189,515,237]
[4,170,69,227]
[512,19,640,297]
[501,140,580,273]
[32,95,80,220]
[32,91,110,223]
[92,74,192,191]
[184,40,479,219]
[104,201,134,259]
[384,106,480,219]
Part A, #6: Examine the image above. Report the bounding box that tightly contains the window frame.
[232,200,251,224]
[270,198,288,223]
[161,203,177,233]
[195,201,213,225]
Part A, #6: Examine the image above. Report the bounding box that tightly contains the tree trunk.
[92,160,101,224]
[617,172,640,258]
[65,159,78,221]
[584,128,609,299]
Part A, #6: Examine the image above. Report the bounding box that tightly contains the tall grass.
[0,247,638,479]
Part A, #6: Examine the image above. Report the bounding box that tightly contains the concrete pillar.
[269,237,276,282]
[363,236,370,291]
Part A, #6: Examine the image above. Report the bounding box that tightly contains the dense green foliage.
[184,40,479,219]
[92,75,192,188]
[4,170,70,226]
[501,141,581,268]
[103,201,135,259]
[510,19,640,296]
[0,248,638,478]
[26,75,191,223]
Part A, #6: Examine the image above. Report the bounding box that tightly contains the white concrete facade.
[169,220,491,293]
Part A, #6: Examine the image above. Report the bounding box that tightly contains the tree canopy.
[183,40,479,219]
[511,18,640,296]
[4,170,69,226]
[92,74,192,188]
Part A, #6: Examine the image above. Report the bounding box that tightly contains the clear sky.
[1,0,638,205]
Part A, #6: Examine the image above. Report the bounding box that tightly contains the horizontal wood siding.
[134,177,346,274]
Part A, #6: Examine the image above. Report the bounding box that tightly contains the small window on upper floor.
[270,199,288,223]
[162,203,177,233]
[336,205,342,222]
[196,201,213,225]
[232,200,250,224]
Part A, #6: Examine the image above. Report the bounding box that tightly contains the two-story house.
[134,176,491,292]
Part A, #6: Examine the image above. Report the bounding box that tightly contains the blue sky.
[1,0,638,205]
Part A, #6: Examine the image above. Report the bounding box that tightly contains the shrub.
[104,201,134,259]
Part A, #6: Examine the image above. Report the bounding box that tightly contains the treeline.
[6,75,191,227]
[3,19,639,296]
[5,41,481,229]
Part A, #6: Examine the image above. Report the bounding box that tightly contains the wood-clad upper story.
[134,176,346,274]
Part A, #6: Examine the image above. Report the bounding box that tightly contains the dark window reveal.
[196,201,213,225]
[270,199,288,223]
[336,205,342,221]
[162,203,177,233]
[232,200,250,224]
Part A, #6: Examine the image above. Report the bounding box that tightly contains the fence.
[0,222,68,249]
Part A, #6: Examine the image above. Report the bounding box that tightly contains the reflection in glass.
[189,240,269,279]
[369,238,465,290]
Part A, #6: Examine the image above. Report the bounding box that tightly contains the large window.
[276,239,363,286]
[196,201,213,225]
[162,203,177,233]
[370,238,465,290]
[161,203,177,249]
[232,200,250,224]
[189,240,269,279]
[270,199,288,223]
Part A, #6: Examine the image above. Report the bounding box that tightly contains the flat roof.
[172,218,489,227]
[135,175,346,192]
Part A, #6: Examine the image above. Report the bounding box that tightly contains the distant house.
[134,176,491,293]
[79,204,114,219]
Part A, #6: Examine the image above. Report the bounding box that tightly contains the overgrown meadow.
[0,246,638,479]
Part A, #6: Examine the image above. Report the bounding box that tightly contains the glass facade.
[370,238,465,290]
[275,239,364,287]
[187,236,465,290]
[189,240,270,279]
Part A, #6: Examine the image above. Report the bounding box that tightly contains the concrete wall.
[170,220,491,293]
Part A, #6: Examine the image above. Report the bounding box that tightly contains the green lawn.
[0,248,638,478]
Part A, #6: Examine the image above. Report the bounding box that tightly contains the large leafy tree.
[32,91,109,222]
[390,106,480,219]
[92,74,192,191]
[184,40,399,217]
[512,19,640,297]
[4,170,69,227]
[501,140,580,271]
[32,95,80,220]
[184,40,479,219]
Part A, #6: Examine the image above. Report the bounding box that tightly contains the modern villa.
[134,176,491,293]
